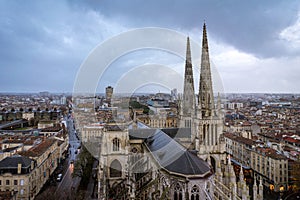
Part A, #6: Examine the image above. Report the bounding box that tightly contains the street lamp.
[279,185,285,200]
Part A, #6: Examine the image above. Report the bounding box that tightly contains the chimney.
[17,163,22,174]
[31,161,34,170]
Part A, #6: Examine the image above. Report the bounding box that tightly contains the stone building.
[0,138,59,200]
[94,23,247,200]
[138,115,178,129]
[0,156,34,200]
[18,139,59,198]
[251,147,289,192]
[97,124,214,199]
[105,86,114,105]
[177,24,225,168]
[224,131,300,197]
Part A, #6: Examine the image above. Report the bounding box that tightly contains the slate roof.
[129,128,191,140]
[131,128,212,177]
[40,126,62,132]
[129,129,157,140]
[161,128,191,139]
[0,155,32,169]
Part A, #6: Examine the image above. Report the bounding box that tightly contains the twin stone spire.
[181,23,215,122]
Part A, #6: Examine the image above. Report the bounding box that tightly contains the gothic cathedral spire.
[179,37,196,129]
[198,23,215,118]
[195,23,224,158]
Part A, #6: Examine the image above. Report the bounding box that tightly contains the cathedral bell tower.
[179,23,224,158]
[196,23,224,157]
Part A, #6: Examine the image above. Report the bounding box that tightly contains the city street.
[35,115,81,200]
[54,116,81,198]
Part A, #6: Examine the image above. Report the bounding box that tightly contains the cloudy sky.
[1,0,300,93]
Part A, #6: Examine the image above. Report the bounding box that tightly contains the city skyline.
[1,1,300,93]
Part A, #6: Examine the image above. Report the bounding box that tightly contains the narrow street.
[35,115,81,199]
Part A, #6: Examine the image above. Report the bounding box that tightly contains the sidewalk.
[35,157,70,200]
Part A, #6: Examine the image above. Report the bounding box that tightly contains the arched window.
[191,185,200,200]
[173,183,183,200]
[110,159,122,177]
[112,138,120,151]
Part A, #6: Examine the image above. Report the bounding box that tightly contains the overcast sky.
[1,0,300,93]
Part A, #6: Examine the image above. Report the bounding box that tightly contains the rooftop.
[18,138,56,157]
[131,128,212,177]
[0,155,32,169]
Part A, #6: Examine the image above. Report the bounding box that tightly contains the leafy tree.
[129,101,150,115]
[72,146,93,180]
[129,101,142,109]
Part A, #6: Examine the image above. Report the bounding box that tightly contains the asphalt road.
[36,115,81,200]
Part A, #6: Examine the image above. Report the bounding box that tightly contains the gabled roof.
[129,129,157,140]
[161,128,191,139]
[129,128,191,140]
[0,155,32,169]
[140,129,211,177]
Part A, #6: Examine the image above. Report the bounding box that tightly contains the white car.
[57,174,63,182]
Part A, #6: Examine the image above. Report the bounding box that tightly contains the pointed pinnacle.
[186,36,192,64]
[202,23,209,51]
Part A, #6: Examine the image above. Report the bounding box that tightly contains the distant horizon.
[1,91,300,95]
[1,1,300,93]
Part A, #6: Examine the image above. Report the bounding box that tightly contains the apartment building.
[0,156,34,200]
[251,147,289,192]
[18,139,59,199]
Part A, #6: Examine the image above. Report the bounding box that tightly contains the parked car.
[57,174,63,182]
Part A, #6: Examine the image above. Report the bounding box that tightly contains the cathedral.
[95,23,263,200]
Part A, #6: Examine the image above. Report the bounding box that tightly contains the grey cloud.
[75,0,300,58]
[0,1,116,92]
[1,0,300,93]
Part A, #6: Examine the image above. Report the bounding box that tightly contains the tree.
[72,146,93,180]
[129,101,151,115]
